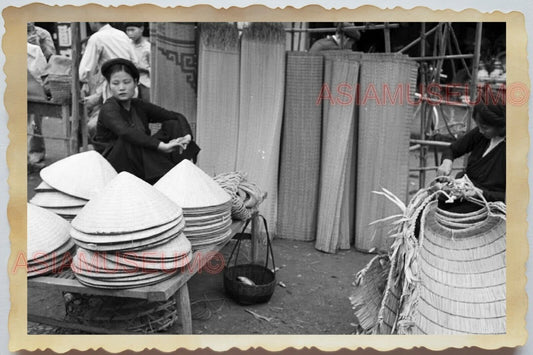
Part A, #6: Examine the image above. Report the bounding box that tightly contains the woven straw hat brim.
[30,190,88,208]
[34,181,55,192]
[41,206,85,217]
[154,159,231,209]
[28,238,76,264]
[415,204,506,334]
[71,219,184,252]
[184,216,232,237]
[27,203,71,258]
[182,200,233,216]
[123,232,191,259]
[27,246,75,277]
[184,210,231,226]
[72,172,182,234]
[70,216,183,244]
[74,270,177,289]
[40,151,117,200]
[72,248,137,273]
[109,250,193,271]
[189,228,232,247]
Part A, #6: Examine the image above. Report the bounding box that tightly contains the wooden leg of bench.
[176,283,192,334]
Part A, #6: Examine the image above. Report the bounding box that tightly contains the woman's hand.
[437,159,453,177]
[157,140,182,154]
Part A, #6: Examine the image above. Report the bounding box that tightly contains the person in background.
[79,22,137,139]
[125,23,151,102]
[308,22,361,53]
[27,42,49,169]
[27,22,56,61]
[93,58,200,184]
[437,103,505,212]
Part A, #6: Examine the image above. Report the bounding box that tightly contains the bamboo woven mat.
[355,54,418,252]
[277,52,323,241]
[196,23,240,176]
[236,23,286,237]
[315,58,359,253]
[150,23,198,135]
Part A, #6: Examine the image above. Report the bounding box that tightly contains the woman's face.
[109,70,136,102]
[476,119,505,139]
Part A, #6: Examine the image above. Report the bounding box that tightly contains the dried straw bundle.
[236,22,286,237]
[350,176,506,335]
[196,23,241,176]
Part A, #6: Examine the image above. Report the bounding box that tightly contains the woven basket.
[47,74,72,103]
[223,215,276,305]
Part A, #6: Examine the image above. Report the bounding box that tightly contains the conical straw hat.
[122,232,191,260]
[28,238,75,266]
[154,159,231,209]
[30,190,88,208]
[72,172,182,234]
[117,250,192,271]
[40,151,117,200]
[27,203,71,260]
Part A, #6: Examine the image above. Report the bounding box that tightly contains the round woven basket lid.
[27,203,71,261]
[72,172,182,234]
[414,202,506,335]
[30,190,88,208]
[40,151,117,200]
[154,159,231,209]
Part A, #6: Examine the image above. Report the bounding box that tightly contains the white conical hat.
[30,190,88,208]
[154,160,231,209]
[40,151,117,200]
[27,203,71,260]
[34,181,55,192]
[72,172,182,234]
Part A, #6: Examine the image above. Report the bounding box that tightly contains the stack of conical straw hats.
[27,203,75,277]
[30,151,117,221]
[69,172,192,289]
[155,160,232,248]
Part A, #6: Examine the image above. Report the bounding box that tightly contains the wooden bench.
[28,216,262,334]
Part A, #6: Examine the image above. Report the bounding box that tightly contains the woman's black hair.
[473,103,506,128]
[101,58,139,82]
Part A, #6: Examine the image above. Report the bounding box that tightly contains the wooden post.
[419,23,427,189]
[176,284,192,334]
[384,22,391,53]
[70,22,82,153]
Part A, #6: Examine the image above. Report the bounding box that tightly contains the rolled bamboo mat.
[314,58,359,253]
[236,23,286,236]
[196,23,240,176]
[355,54,418,252]
[277,52,323,241]
[150,23,198,135]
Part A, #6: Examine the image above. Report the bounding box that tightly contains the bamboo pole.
[397,24,439,54]
[419,22,428,189]
[410,139,451,147]
[448,22,472,79]
[70,22,82,153]
[384,22,391,53]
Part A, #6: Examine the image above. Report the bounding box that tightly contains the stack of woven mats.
[350,179,506,335]
[70,172,192,289]
[27,203,75,277]
[277,52,324,241]
[30,151,117,221]
[155,160,233,248]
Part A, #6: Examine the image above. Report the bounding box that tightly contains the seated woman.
[436,102,505,212]
[93,58,200,183]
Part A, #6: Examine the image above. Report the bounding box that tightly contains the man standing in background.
[125,22,151,102]
[27,22,56,61]
[79,22,137,139]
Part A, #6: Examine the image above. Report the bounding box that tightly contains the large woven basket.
[223,215,276,305]
[47,74,72,103]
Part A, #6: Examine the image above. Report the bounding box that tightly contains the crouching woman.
[93,58,199,183]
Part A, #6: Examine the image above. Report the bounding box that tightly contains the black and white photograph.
[22,20,510,338]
